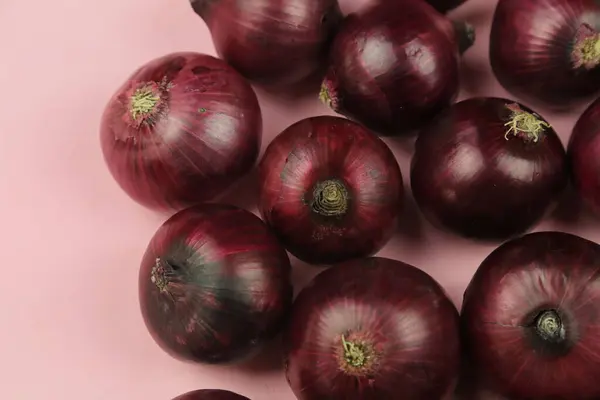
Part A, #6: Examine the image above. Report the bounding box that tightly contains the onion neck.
[534,310,566,343]
[572,24,600,70]
[189,0,218,20]
[503,103,550,143]
[126,81,167,129]
[310,179,349,217]
[319,78,340,112]
[151,257,175,294]
[338,335,376,376]
[452,20,475,54]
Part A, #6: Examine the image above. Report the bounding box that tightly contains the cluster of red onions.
[319,0,474,136]
[258,116,403,265]
[490,0,600,109]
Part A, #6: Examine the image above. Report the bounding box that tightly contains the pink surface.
[1,0,599,398]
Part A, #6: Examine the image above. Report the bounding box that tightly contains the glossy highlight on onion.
[190,0,342,88]
[568,96,600,215]
[173,389,250,400]
[100,52,262,211]
[138,203,292,364]
[461,231,600,399]
[319,0,474,136]
[283,257,461,400]
[411,97,568,240]
[258,116,403,265]
[490,0,600,109]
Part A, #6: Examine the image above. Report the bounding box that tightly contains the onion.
[100,52,261,211]
[568,96,600,215]
[258,116,403,265]
[283,257,461,399]
[490,0,600,110]
[189,0,342,88]
[425,0,468,13]
[319,0,475,136]
[410,97,568,240]
[138,203,292,364]
[461,231,600,399]
[173,389,249,400]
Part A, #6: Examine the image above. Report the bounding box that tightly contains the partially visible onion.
[461,231,600,399]
[568,96,600,215]
[138,203,292,364]
[283,257,461,399]
[100,52,262,211]
[258,116,403,265]
[411,97,568,240]
[173,389,250,400]
[425,0,468,13]
[189,0,342,88]
[490,0,600,110]
[319,0,474,136]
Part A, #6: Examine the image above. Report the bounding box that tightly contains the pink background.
[2,0,599,398]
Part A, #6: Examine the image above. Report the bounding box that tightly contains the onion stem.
[504,104,550,142]
[341,335,369,368]
[151,258,170,293]
[311,179,349,217]
[131,86,160,121]
[534,309,565,342]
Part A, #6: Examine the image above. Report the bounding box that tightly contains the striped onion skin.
[100,52,262,211]
[490,0,600,110]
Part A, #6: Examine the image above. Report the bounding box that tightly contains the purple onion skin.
[190,0,342,88]
[138,203,292,364]
[426,0,468,13]
[462,231,600,399]
[490,0,600,110]
[100,52,261,211]
[320,0,474,136]
[173,389,250,400]
[283,257,461,400]
[411,97,568,241]
[568,96,600,215]
[258,116,403,265]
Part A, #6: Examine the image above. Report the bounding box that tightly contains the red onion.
[189,0,342,88]
[425,0,468,13]
[100,52,261,211]
[490,0,600,110]
[461,231,600,399]
[411,97,568,240]
[173,389,249,400]
[283,257,461,399]
[138,203,292,364]
[319,0,474,136]
[568,96,600,215]
[258,116,403,265]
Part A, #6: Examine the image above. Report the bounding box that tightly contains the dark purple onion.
[190,0,342,88]
[283,257,461,399]
[411,97,568,240]
[461,231,600,399]
[568,95,600,215]
[490,0,600,110]
[173,389,250,400]
[138,203,292,364]
[258,116,403,265]
[100,52,261,211]
[319,0,474,136]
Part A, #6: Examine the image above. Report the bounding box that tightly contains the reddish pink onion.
[319,0,474,136]
[100,52,261,211]
[190,0,342,88]
[258,116,403,265]
[490,0,600,109]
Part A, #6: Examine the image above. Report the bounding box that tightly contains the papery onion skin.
[100,52,261,211]
[568,96,600,215]
[411,97,568,241]
[138,203,292,364]
[258,116,403,265]
[283,257,461,400]
[461,231,600,399]
[490,0,600,110]
[426,0,468,13]
[190,0,342,88]
[173,389,250,400]
[319,0,474,136]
